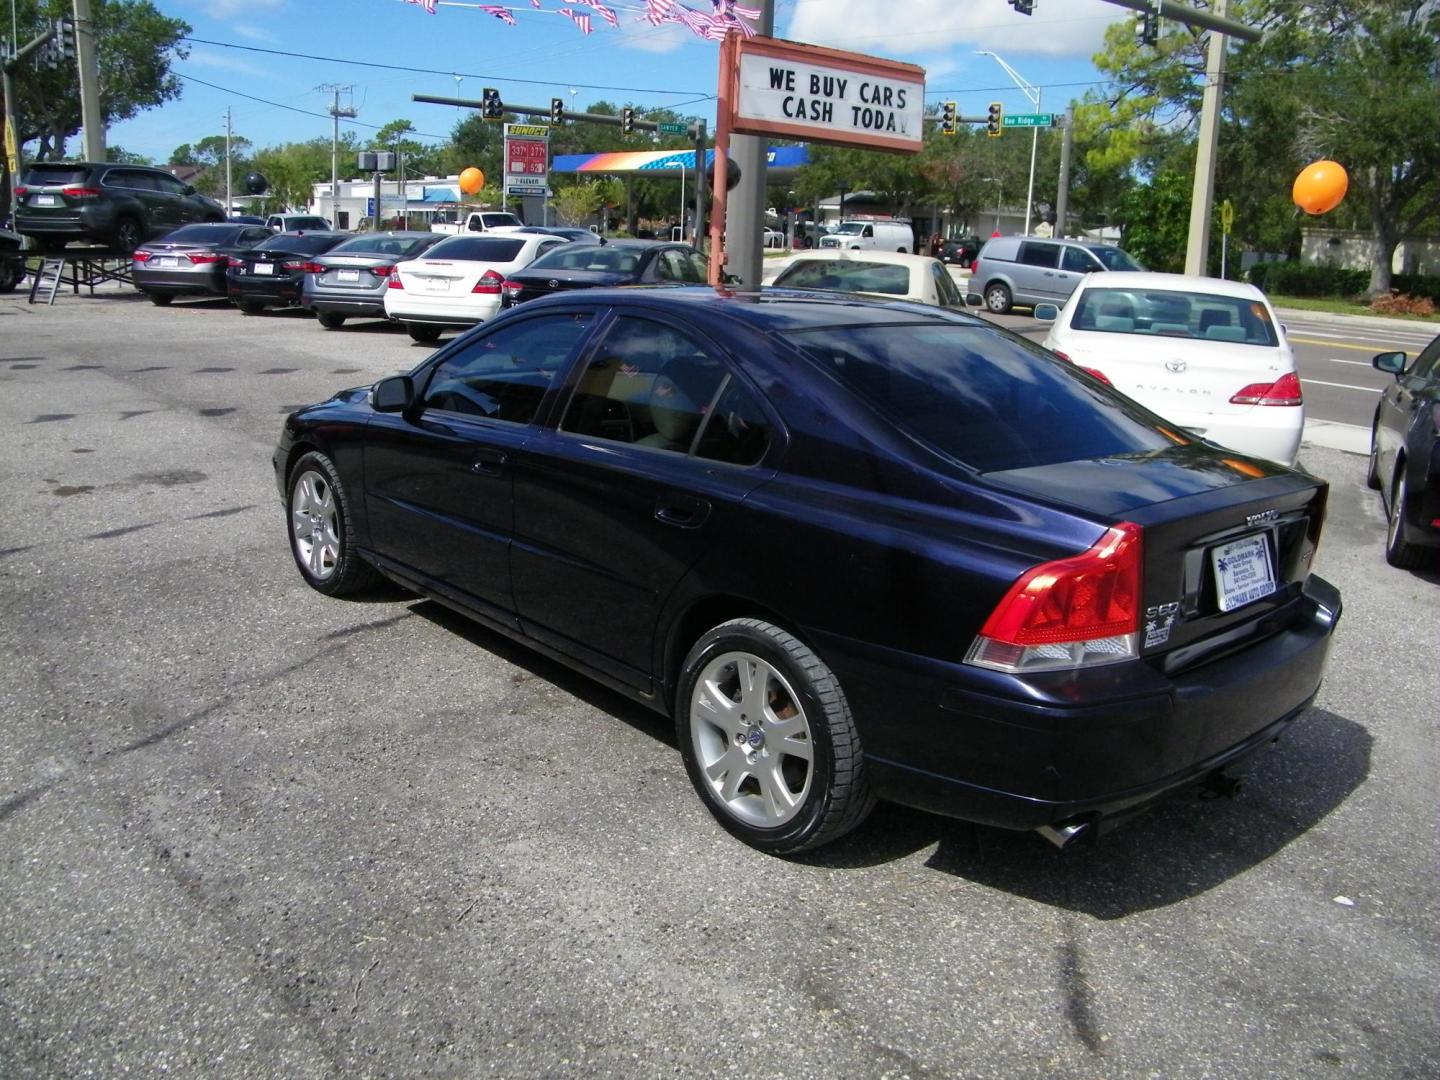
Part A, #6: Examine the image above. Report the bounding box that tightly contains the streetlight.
[976,50,1040,236]
[982,177,1003,234]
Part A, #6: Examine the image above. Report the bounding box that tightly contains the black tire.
[238,299,265,315]
[112,218,144,255]
[1384,466,1429,570]
[147,291,174,307]
[286,451,380,596]
[675,618,874,855]
[1365,421,1383,490]
[317,311,346,329]
[0,257,22,293]
[984,281,1012,314]
[407,323,442,343]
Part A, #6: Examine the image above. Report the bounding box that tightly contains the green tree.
[2,0,189,199]
[553,182,602,226]
[170,134,252,196]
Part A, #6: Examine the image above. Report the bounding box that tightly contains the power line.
[180,36,711,96]
[174,72,453,140]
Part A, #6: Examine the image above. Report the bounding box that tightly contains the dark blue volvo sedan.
[273,288,1341,855]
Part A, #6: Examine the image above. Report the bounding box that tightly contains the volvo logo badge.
[1165,358,1188,373]
[1246,509,1280,527]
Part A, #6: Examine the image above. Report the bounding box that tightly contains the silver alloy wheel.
[689,650,814,828]
[291,468,341,581]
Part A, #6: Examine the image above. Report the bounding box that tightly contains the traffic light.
[986,102,1003,137]
[1136,8,1159,46]
[56,16,76,64]
[481,87,503,121]
[550,97,565,125]
[1008,0,1035,13]
[621,106,635,135]
[939,101,957,136]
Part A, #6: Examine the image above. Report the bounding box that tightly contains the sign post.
[1219,198,1234,279]
[503,123,552,200]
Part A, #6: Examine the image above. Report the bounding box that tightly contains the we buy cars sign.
[728,37,924,155]
[504,123,551,197]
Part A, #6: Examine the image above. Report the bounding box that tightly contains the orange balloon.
[458,167,486,196]
[1292,160,1348,215]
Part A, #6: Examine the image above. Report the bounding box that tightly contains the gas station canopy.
[551,146,809,178]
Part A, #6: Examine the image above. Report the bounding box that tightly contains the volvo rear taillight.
[965,523,1144,673]
[472,269,504,295]
[1231,371,1302,406]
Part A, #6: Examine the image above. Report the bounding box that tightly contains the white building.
[308,176,470,231]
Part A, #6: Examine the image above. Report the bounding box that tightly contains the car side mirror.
[1372,350,1407,376]
[1033,303,1060,322]
[372,375,415,412]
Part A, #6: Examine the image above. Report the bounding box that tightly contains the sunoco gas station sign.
[504,123,551,197]
[728,37,924,154]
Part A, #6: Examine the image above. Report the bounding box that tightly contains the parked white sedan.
[383,233,569,342]
[1038,272,1303,465]
[768,249,968,309]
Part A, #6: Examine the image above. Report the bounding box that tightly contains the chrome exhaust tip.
[1035,819,1091,849]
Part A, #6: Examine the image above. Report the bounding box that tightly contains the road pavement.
[0,284,1436,1079]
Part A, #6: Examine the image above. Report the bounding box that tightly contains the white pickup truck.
[431,210,527,236]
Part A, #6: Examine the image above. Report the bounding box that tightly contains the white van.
[818,219,913,253]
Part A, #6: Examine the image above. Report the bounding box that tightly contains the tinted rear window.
[426,237,526,261]
[481,213,523,229]
[530,246,644,272]
[783,323,1176,472]
[329,234,436,257]
[281,217,330,230]
[257,233,345,253]
[162,224,246,244]
[23,164,90,185]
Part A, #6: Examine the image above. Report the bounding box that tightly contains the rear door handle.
[471,448,508,475]
[655,494,710,529]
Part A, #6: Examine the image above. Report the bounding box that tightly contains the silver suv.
[969,236,1143,314]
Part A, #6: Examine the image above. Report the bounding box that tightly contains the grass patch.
[1268,294,1440,322]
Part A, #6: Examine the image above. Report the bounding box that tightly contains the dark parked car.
[226,232,350,313]
[132,222,276,305]
[273,288,1341,855]
[0,227,24,293]
[935,236,980,268]
[501,239,708,306]
[13,161,225,253]
[1369,334,1440,569]
[301,230,446,328]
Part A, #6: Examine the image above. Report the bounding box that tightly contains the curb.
[1301,419,1369,457]
[1276,307,1438,334]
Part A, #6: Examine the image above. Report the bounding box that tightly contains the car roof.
[514,284,985,333]
[1071,271,1267,301]
[783,250,939,269]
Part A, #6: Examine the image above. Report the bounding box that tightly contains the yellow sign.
[1220,198,1234,235]
[3,123,18,176]
[506,124,550,138]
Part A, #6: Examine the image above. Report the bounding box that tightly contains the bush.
[1247,260,1440,303]
[1369,292,1435,317]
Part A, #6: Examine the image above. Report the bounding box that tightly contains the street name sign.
[657,122,689,136]
[1002,113,1056,128]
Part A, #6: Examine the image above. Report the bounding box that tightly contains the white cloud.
[783,0,1124,60]
[186,48,270,78]
[230,24,281,45]
[181,0,286,16]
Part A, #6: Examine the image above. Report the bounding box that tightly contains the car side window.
[1406,337,1440,383]
[693,378,773,467]
[117,170,156,191]
[154,174,188,196]
[420,312,594,422]
[862,225,874,238]
[1018,242,1059,268]
[1061,247,1099,274]
[561,316,728,454]
[243,228,271,244]
[656,249,707,283]
[932,264,963,307]
[537,240,565,259]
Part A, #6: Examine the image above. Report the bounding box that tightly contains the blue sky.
[112,0,1130,165]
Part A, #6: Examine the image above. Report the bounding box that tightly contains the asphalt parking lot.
[1,284,1436,1079]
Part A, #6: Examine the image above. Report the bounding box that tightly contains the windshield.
[280,217,329,231]
[783,323,1177,472]
[774,260,911,296]
[426,237,526,261]
[833,223,866,235]
[530,245,645,272]
[1089,246,1144,271]
[1071,288,1280,347]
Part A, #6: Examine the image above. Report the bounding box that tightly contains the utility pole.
[319,84,355,221]
[72,0,102,160]
[725,0,773,289]
[1054,106,1075,239]
[224,106,232,216]
[1184,0,1228,275]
